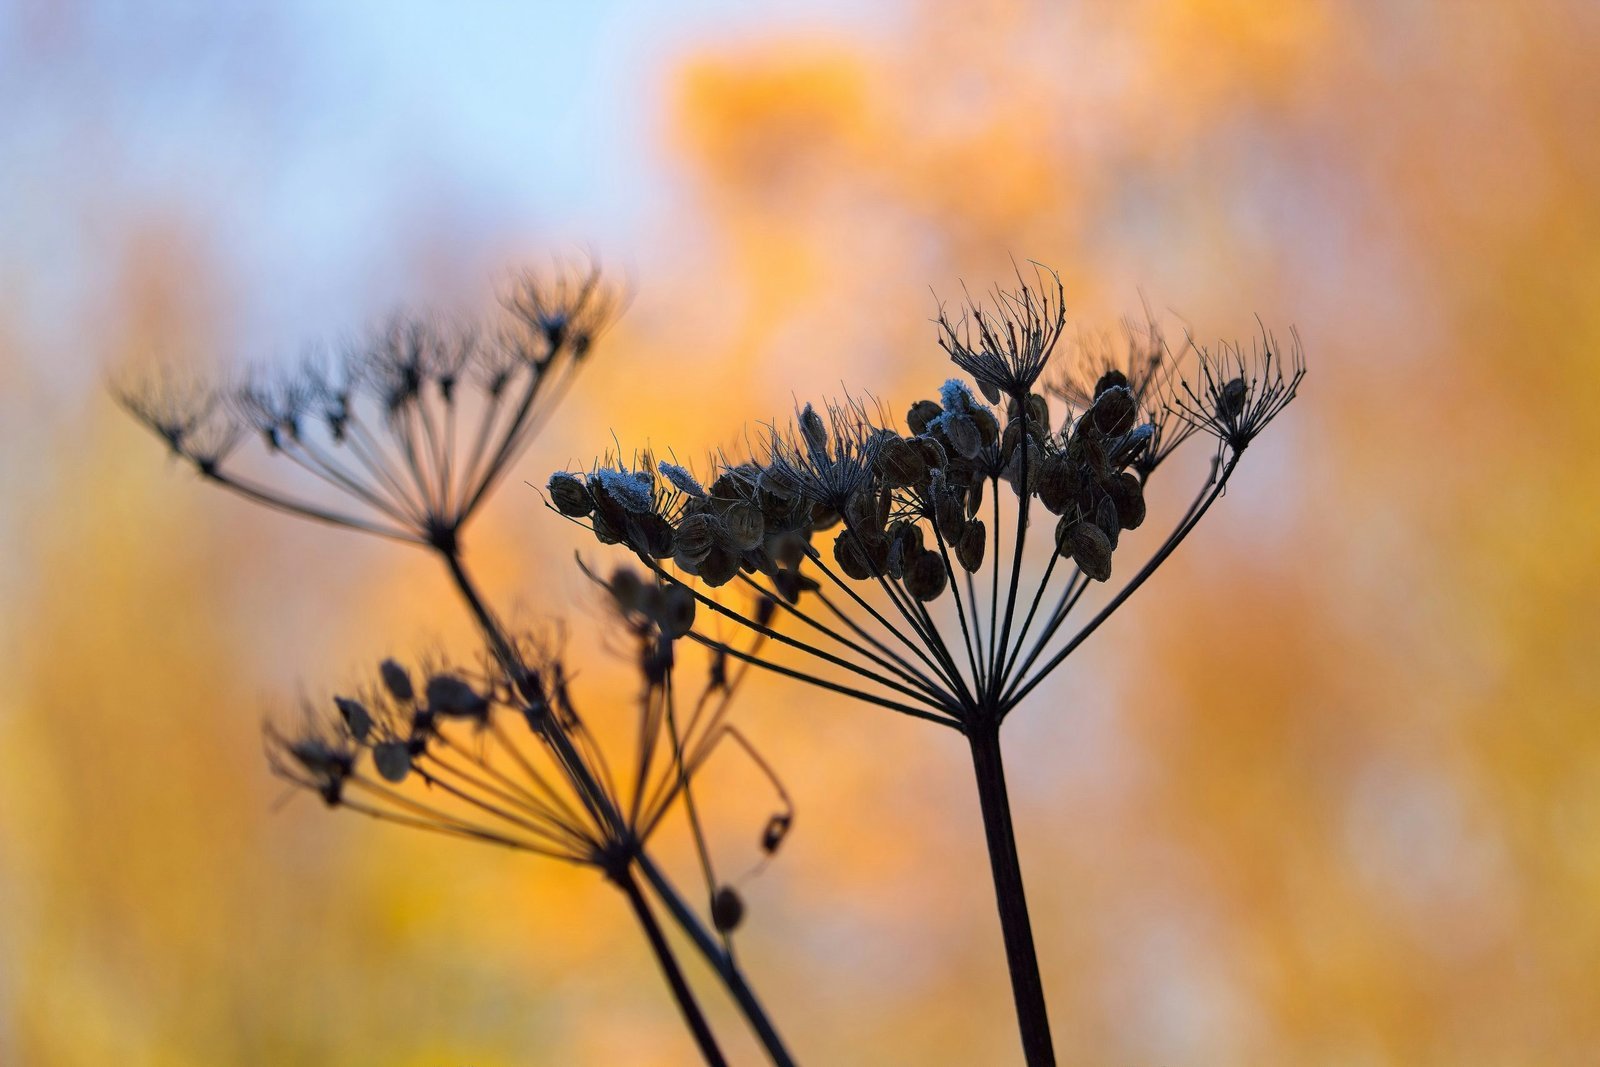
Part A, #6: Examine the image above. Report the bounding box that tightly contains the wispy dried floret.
[1171,327,1306,453]
[114,370,243,474]
[760,398,886,511]
[121,263,620,550]
[936,263,1067,402]
[268,630,792,893]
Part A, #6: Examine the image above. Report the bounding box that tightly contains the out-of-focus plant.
[553,264,1303,1064]
[119,266,796,1067]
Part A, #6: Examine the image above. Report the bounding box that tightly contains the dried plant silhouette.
[552,264,1304,1065]
[120,265,795,1066]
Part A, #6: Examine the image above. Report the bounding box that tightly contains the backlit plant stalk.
[550,265,1304,1065]
[119,266,796,1066]
[265,588,789,1067]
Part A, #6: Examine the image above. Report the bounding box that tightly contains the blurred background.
[3,0,1598,1063]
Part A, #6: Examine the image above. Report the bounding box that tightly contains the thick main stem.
[968,720,1055,1066]
[615,867,729,1067]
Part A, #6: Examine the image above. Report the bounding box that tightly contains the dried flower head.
[267,631,792,885]
[1170,325,1306,453]
[935,263,1067,402]
[557,266,1305,733]
[120,263,620,550]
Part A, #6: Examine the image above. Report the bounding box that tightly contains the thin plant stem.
[613,865,729,1067]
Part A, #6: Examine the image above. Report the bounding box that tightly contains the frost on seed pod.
[712,886,745,932]
[547,472,593,517]
[1056,516,1114,581]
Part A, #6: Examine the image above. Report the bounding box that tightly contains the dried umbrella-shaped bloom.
[119,264,619,551]
[120,266,797,1066]
[268,585,792,1064]
[552,270,1305,1065]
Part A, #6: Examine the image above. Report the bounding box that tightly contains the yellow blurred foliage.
[4,0,1599,1064]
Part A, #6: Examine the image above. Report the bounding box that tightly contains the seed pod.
[808,501,841,531]
[1056,517,1113,582]
[907,399,942,435]
[1094,494,1121,551]
[1094,368,1130,398]
[673,512,720,566]
[956,519,986,572]
[1085,384,1137,437]
[372,741,411,783]
[911,435,947,471]
[972,405,1001,447]
[761,812,793,854]
[886,520,925,578]
[1106,471,1146,529]
[632,512,676,559]
[966,476,985,517]
[833,529,888,580]
[657,461,706,498]
[1066,422,1107,472]
[1106,423,1154,468]
[1035,454,1081,513]
[712,886,745,933]
[799,403,829,458]
[426,673,490,720]
[610,567,649,613]
[1008,392,1049,429]
[875,435,928,489]
[1218,377,1248,419]
[757,462,803,500]
[976,378,1002,404]
[942,413,982,459]
[721,502,766,551]
[697,544,742,587]
[547,472,592,517]
[656,584,696,639]
[379,658,414,702]
[935,489,967,540]
[903,550,948,602]
[843,488,885,535]
[335,697,372,742]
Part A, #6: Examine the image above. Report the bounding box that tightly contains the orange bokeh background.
[3,1,1598,1063]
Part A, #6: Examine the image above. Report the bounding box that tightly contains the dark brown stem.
[968,720,1055,1065]
[614,866,728,1067]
